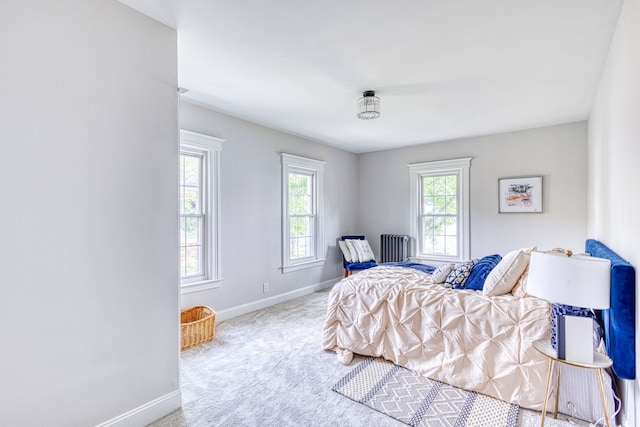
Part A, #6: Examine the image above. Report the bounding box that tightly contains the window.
[180,152,204,279]
[281,153,325,273]
[409,158,471,263]
[288,172,314,259]
[179,130,223,292]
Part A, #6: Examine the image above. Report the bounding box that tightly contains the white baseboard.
[215,276,341,322]
[95,277,340,426]
[95,389,181,427]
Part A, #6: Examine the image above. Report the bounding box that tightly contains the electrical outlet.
[262,282,269,293]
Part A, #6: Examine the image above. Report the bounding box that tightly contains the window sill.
[281,258,326,274]
[181,278,223,294]
[409,256,464,264]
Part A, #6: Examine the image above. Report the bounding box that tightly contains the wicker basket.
[180,306,216,350]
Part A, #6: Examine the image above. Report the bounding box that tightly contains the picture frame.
[498,176,542,213]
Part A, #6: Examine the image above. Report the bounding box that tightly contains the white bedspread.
[322,266,552,410]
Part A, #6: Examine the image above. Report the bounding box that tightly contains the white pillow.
[352,239,375,262]
[511,264,529,298]
[483,247,536,296]
[431,263,454,283]
[338,240,354,262]
[359,240,376,262]
[345,239,360,262]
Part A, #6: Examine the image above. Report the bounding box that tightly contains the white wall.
[358,122,588,259]
[179,101,359,318]
[0,2,180,426]
[588,0,640,424]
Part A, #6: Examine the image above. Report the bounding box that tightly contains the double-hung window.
[409,158,471,263]
[179,130,223,292]
[281,153,325,273]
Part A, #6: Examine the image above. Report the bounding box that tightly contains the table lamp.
[527,251,611,364]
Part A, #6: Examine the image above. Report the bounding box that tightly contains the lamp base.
[558,315,593,363]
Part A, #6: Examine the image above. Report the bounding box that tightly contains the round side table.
[533,339,613,427]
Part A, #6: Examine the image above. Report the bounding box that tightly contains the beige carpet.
[149,288,585,427]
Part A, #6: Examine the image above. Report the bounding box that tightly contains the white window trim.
[180,129,224,293]
[409,157,471,263]
[281,153,325,273]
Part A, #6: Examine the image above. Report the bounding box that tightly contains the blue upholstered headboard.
[586,239,636,379]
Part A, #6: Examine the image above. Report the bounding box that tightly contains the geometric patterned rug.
[332,357,519,427]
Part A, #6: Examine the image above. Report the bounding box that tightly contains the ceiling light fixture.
[357,90,380,120]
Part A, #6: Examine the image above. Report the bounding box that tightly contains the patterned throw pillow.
[445,260,478,288]
[431,263,454,283]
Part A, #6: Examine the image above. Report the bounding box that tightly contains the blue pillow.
[463,254,502,290]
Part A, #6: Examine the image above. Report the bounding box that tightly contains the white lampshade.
[527,251,611,309]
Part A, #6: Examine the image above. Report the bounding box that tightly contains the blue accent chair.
[341,235,377,277]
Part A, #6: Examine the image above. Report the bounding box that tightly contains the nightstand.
[533,339,613,427]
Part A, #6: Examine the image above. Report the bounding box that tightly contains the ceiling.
[119,0,621,154]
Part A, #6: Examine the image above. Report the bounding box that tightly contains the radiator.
[380,234,409,263]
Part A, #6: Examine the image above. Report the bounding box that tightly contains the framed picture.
[498,176,542,213]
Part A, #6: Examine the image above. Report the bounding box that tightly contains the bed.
[322,239,635,414]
